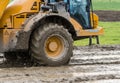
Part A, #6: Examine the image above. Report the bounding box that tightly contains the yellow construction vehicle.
[0,0,103,66]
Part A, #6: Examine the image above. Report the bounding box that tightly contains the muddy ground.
[0,45,120,83]
[94,10,120,22]
[0,11,120,83]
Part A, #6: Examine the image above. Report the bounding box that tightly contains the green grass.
[74,22,120,46]
[92,0,120,10]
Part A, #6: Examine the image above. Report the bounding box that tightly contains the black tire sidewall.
[40,28,72,65]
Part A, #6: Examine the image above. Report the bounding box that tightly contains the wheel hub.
[45,35,64,58]
[48,42,58,52]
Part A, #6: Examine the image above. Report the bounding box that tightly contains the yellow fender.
[0,0,9,19]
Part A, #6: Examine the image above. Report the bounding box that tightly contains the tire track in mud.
[70,50,120,65]
[69,46,120,82]
[0,45,120,82]
[0,64,120,82]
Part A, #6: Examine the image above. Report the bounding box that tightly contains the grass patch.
[92,0,120,10]
[74,22,120,46]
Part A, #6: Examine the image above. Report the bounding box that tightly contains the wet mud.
[0,45,120,83]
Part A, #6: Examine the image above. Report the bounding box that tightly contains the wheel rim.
[44,35,65,59]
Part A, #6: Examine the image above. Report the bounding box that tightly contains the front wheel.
[30,23,73,66]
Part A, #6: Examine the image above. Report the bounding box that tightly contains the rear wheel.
[30,23,73,66]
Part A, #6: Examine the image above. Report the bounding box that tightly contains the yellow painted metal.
[0,0,9,19]
[0,0,104,52]
[45,36,64,58]
[0,28,20,51]
[0,0,41,28]
[70,15,104,37]
[90,13,99,29]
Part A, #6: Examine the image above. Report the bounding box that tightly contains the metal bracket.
[89,36,100,46]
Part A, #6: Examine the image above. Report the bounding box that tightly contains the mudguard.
[0,0,9,19]
[7,12,73,52]
[23,12,70,32]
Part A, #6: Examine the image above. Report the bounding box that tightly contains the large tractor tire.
[30,23,73,66]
